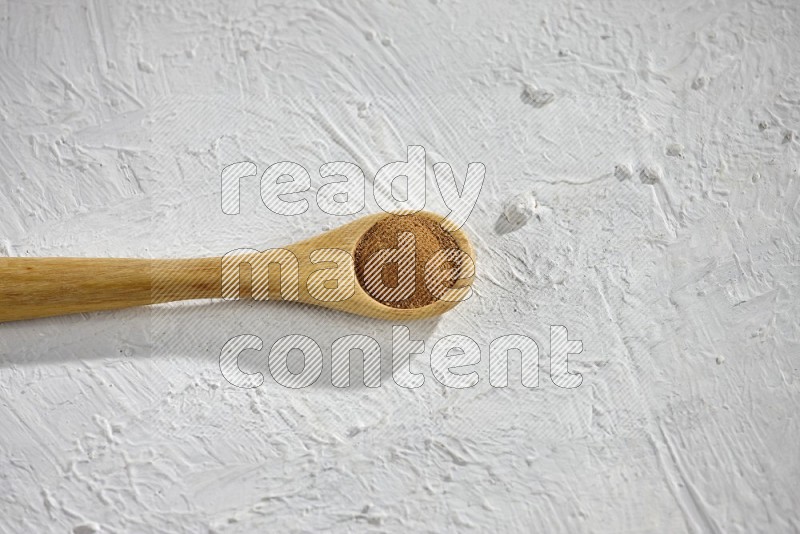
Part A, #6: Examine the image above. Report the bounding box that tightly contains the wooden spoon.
[0,211,475,323]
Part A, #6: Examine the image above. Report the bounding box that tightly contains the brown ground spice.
[354,213,462,309]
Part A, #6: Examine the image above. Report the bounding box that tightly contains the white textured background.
[1,0,799,532]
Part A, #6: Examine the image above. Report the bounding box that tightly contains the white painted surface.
[1,0,799,532]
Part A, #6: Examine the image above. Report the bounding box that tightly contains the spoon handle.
[0,257,223,322]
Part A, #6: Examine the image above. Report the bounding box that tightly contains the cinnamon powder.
[354,213,462,309]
